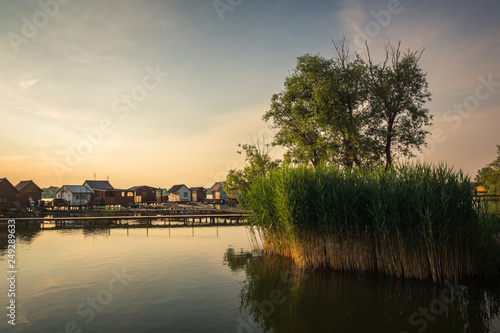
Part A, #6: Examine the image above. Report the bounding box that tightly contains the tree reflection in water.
[224,247,500,333]
[0,227,41,256]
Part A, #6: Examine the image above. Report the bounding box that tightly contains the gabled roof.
[57,185,93,194]
[210,182,226,191]
[15,180,42,192]
[0,178,18,193]
[83,180,114,190]
[168,184,190,194]
[128,185,157,191]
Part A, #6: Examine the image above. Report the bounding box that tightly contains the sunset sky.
[0,0,499,189]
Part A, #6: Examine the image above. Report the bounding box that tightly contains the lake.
[1,225,499,333]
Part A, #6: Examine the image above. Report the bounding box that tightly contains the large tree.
[263,39,380,168]
[263,54,335,167]
[365,41,433,168]
[263,39,432,169]
[314,39,381,167]
[476,145,500,194]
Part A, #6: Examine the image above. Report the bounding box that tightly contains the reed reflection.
[224,248,500,333]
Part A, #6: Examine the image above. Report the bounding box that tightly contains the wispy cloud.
[337,0,366,36]
[18,74,39,89]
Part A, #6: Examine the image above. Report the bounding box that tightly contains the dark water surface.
[1,226,499,333]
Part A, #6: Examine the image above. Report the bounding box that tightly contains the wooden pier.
[0,213,248,229]
[475,194,500,201]
[1,202,243,219]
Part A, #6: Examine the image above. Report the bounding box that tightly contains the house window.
[128,192,133,197]
[184,192,188,197]
[0,197,8,203]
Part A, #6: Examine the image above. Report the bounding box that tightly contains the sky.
[0,0,499,189]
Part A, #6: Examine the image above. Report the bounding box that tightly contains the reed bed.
[242,164,500,281]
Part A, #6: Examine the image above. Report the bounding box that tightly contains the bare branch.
[415,48,425,62]
[332,37,350,68]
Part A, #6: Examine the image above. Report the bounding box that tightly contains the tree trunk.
[385,117,395,169]
[312,148,319,168]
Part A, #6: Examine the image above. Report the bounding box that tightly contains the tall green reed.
[241,163,500,281]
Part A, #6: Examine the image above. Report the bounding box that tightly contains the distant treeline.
[42,186,58,198]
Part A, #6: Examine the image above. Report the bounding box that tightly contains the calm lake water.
[1,225,499,333]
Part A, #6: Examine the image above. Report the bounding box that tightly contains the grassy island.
[242,164,500,281]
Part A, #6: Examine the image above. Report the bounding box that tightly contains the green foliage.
[42,186,59,198]
[366,42,432,168]
[476,144,500,194]
[225,137,281,193]
[243,163,479,234]
[241,163,500,281]
[263,39,432,169]
[263,54,338,167]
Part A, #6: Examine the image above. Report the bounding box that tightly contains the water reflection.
[0,228,41,256]
[223,247,254,272]
[225,248,500,333]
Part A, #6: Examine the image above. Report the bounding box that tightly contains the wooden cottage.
[209,182,229,200]
[15,180,43,206]
[0,178,19,211]
[168,184,191,202]
[156,188,169,203]
[114,189,135,205]
[83,180,113,205]
[56,185,93,206]
[128,185,158,203]
[190,187,207,202]
[83,180,134,205]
